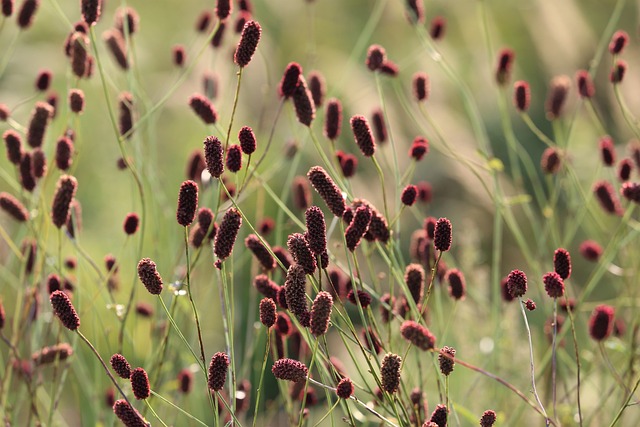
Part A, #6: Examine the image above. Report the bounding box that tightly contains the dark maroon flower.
[347,289,371,308]
[176,180,198,227]
[405,0,424,24]
[609,30,629,55]
[284,263,308,319]
[215,0,231,20]
[103,29,128,69]
[400,320,436,351]
[135,302,153,317]
[579,240,602,262]
[259,298,277,328]
[429,404,448,427]
[26,102,53,148]
[0,192,29,222]
[371,109,387,145]
[380,59,399,75]
[307,166,346,217]
[410,137,429,161]
[189,94,218,125]
[324,98,342,140]
[610,60,626,84]
[272,358,308,382]
[253,274,280,300]
[545,76,571,120]
[208,352,229,391]
[118,92,134,139]
[417,181,433,203]
[617,158,633,182]
[123,212,140,235]
[446,268,466,300]
[55,137,74,171]
[2,0,13,17]
[507,269,527,298]
[401,185,418,206]
[308,71,325,107]
[204,135,224,178]
[113,400,146,427]
[513,80,530,112]
[576,70,595,98]
[68,89,84,114]
[621,182,640,203]
[434,217,452,252]
[31,343,73,365]
[430,16,446,40]
[293,77,315,127]
[366,45,386,71]
[351,115,376,157]
[541,147,561,174]
[3,130,22,165]
[177,368,193,394]
[404,264,424,304]
[31,148,46,178]
[225,144,243,173]
[238,126,256,155]
[114,7,138,35]
[234,11,250,33]
[195,10,211,33]
[35,70,52,91]
[275,312,291,335]
[50,290,80,330]
[593,180,622,215]
[380,353,402,393]
[234,20,261,67]
[51,175,78,228]
[245,234,276,270]
[137,258,163,295]
[336,377,353,399]
[211,21,226,48]
[310,291,333,336]
[495,48,514,86]
[70,32,88,78]
[589,304,615,341]
[81,0,101,25]
[412,72,430,102]
[525,299,536,311]
[438,346,456,376]
[543,271,565,298]
[500,276,515,302]
[480,410,497,427]
[553,248,571,280]
[279,62,302,98]
[172,45,186,67]
[600,136,616,167]
[17,0,38,29]
[292,176,311,211]
[345,205,372,251]
[110,353,132,379]
[19,153,36,192]
[305,206,327,255]
[214,208,242,262]
[287,233,316,275]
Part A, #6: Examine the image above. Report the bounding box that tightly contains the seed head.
[599,136,616,167]
[226,144,243,173]
[26,101,53,148]
[0,192,29,222]
[495,48,515,86]
[236,126,257,155]
[204,135,224,178]
[215,0,231,20]
[507,269,527,298]
[480,410,497,427]
[589,304,615,341]
[19,153,35,192]
[553,248,571,280]
[172,45,186,67]
[253,274,280,300]
[81,0,101,25]
[114,7,138,35]
[324,98,343,140]
[35,70,51,91]
[279,62,302,98]
[293,77,316,127]
[366,45,386,71]
[123,212,140,235]
[113,400,147,427]
[272,358,308,382]
[305,206,327,255]
[306,71,325,108]
[610,60,626,84]
[130,367,150,400]
[543,271,564,298]
[336,377,354,399]
[70,32,88,78]
[429,404,448,427]
[410,136,429,161]
[176,180,198,227]
[524,299,536,311]
[405,264,424,304]
[51,175,78,229]
[446,268,466,300]
[350,115,375,157]
[430,16,446,40]
[618,158,633,182]
[307,166,346,217]
[17,0,38,29]
[2,0,12,17]
[576,70,595,98]
[401,185,418,206]
[189,94,218,125]
[400,320,436,351]
[434,217,452,252]
[208,352,229,391]
[245,234,276,270]
[3,130,22,165]
[55,137,74,171]
[541,147,561,174]
[214,208,242,262]
[31,148,46,178]
[513,80,530,112]
[371,109,387,145]
[545,75,571,120]
[284,263,308,317]
[310,291,333,336]
[621,182,640,203]
[259,298,277,328]
[287,233,316,275]
[234,20,261,67]
[110,353,132,379]
[103,29,128,69]
[345,205,372,251]
[412,72,430,102]
[609,30,629,55]
[380,353,402,393]
[580,240,602,262]
[50,290,80,330]
[137,258,163,295]
[118,92,134,139]
[438,346,456,376]
[593,180,623,216]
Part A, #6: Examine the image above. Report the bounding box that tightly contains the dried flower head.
[576,70,595,98]
[609,30,629,55]
[580,240,602,262]
[507,269,527,298]
[307,166,346,217]
[366,45,386,71]
[345,205,372,251]
[113,400,146,427]
[380,353,402,393]
[310,291,333,336]
[553,248,571,280]
[226,144,243,173]
[480,410,497,427]
[130,367,150,400]
[545,75,571,120]
[513,80,530,112]
[204,135,224,178]
[55,137,74,171]
[593,180,622,215]
[293,77,316,127]
[336,377,354,399]
[189,94,218,124]
[304,206,327,255]
[589,304,615,341]
[434,217,452,252]
[618,158,633,182]
[245,234,276,270]
[543,271,564,298]
[438,346,456,376]
[50,290,80,330]
[51,175,78,228]
[234,20,261,67]
[0,192,29,222]
[110,353,132,379]
[446,268,466,300]
[285,263,308,317]
[350,115,376,157]
[287,233,316,275]
[272,358,308,382]
[324,98,343,140]
[26,102,53,148]
[259,298,277,328]
[123,212,140,235]
[137,258,163,295]
[214,208,242,262]
[400,320,436,351]
[308,71,325,107]
[495,48,515,86]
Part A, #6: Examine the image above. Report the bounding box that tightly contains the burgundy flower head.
[279,62,302,98]
[446,268,466,300]
[137,258,163,295]
[513,80,530,112]
[189,94,218,124]
[438,346,456,376]
[305,206,327,255]
[609,30,629,55]
[310,291,333,336]
[434,217,452,252]
[599,136,616,167]
[51,175,78,229]
[350,115,375,157]
[553,248,571,280]
[110,353,132,379]
[545,76,571,120]
[324,98,343,140]
[214,208,242,263]
[113,400,146,427]
[507,269,527,298]
[123,213,140,235]
[208,352,229,391]
[366,45,386,71]
[589,304,615,341]
[495,48,515,86]
[234,20,261,67]
[259,298,277,328]
[400,320,436,351]
[401,185,418,206]
[580,240,602,262]
[412,72,430,102]
[50,290,80,330]
[272,358,308,382]
[576,70,595,98]
[380,353,402,393]
[543,271,565,298]
[307,166,346,217]
[238,126,256,155]
[245,234,276,270]
[336,377,354,399]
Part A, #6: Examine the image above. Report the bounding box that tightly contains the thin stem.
[551,299,558,422]
[563,296,583,427]
[252,330,271,427]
